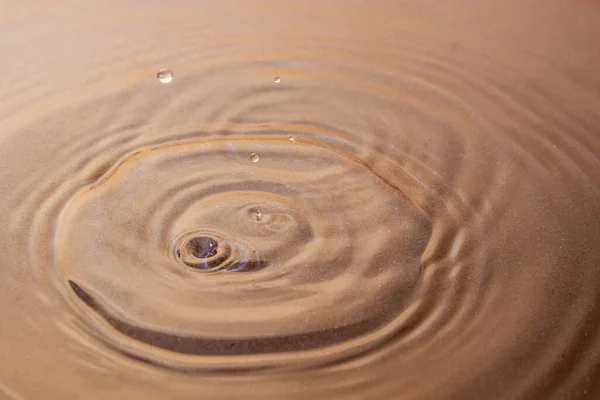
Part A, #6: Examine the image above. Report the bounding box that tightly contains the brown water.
[1,1,600,399]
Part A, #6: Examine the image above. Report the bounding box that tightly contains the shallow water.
[1,1,600,399]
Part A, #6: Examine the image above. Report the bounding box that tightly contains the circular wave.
[4,51,482,374]
[53,128,436,370]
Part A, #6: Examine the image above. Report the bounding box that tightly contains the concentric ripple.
[1,1,600,399]
[51,129,433,370]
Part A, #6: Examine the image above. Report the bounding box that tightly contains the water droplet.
[156,69,173,84]
[185,237,218,259]
[289,136,295,143]
[274,76,281,83]
[256,210,262,221]
[250,153,260,163]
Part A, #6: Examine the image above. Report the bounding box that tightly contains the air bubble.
[156,69,173,84]
[250,153,260,163]
[274,77,281,83]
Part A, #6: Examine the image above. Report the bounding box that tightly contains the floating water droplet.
[250,153,260,163]
[256,210,262,221]
[274,76,281,83]
[185,237,218,259]
[156,69,173,84]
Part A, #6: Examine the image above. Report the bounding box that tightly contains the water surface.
[1,1,600,399]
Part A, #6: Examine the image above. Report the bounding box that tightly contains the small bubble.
[289,136,295,143]
[256,210,262,221]
[250,153,260,163]
[274,76,281,83]
[156,69,173,84]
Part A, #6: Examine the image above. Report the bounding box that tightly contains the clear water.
[1,1,600,399]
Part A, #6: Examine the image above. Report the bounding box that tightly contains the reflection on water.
[1,0,600,399]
